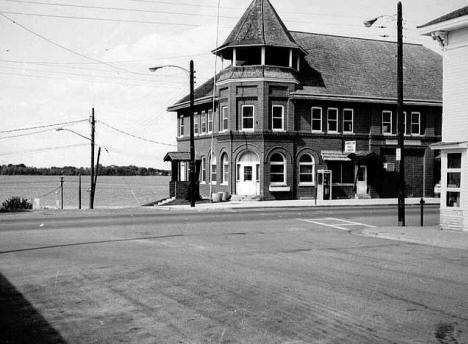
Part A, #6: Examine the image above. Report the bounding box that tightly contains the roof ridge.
[290,30,423,46]
[261,0,266,44]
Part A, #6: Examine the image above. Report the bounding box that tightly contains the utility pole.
[60,176,64,210]
[189,60,196,208]
[397,1,405,226]
[90,108,95,210]
[78,173,82,209]
[94,146,101,203]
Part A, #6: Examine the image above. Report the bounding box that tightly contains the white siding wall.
[442,28,468,142]
[464,150,468,230]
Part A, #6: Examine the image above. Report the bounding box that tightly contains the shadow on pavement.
[0,273,66,343]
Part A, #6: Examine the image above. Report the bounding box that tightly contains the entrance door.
[236,151,260,196]
[355,165,368,196]
[317,170,332,200]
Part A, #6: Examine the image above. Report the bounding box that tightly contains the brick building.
[166,0,442,201]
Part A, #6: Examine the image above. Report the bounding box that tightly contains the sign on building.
[344,141,356,153]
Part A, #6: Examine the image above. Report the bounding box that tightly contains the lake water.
[0,175,171,209]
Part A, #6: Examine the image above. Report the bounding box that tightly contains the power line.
[0,128,55,140]
[99,120,176,147]
[0,12,173,77]
[1,0,239,19]
[0,143,88,156]
[0,119,88,134]
[0,10,204,27]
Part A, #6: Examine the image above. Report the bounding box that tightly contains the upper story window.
[343,109,353,133]
[411,112,421,135]
[201,111,207,134]
[241,105,254,131]
[194,113,199,135]
[179,116,185,137]
[272,105,284,131]
[222,106,229,131]
[208,110,213,133]
[270,153,286,185]
[446,153,461,208]
[299,154,315,185]
[327,108,338,133]
[311,107,322,132]
[382,111,392,135]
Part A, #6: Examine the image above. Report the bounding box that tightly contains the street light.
[56,127,91,141]
[149,60,196,207]
[365,2,405,226]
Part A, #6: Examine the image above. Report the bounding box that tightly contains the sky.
[0,0,466,169]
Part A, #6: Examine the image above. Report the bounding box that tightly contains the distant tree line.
[0,164,170,176]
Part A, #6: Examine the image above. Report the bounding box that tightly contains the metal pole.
[60,176,64,210]
[397,2,405,226]
[78,173,82,209]
[189,60,196,207]
[420,198,425,227]
[90,108,95,209]
[94,147,101,204]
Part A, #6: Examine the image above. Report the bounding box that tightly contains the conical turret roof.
[214,0,303,55]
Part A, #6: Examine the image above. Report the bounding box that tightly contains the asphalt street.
[0,205,466,343]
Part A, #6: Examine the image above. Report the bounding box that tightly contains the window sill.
[343,131,354,135]
[299,183,315,187]
[221,182,228,186]
[269,185,290,192]
[311,130,323,134]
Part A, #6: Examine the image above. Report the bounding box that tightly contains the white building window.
[327,108,338,133]
[221,154,229,184]
[222,106,228,131]
[343,109,353,133]
[210,155,217,184]
[299,154,315,185]
[208,110,213,133]
[272,105,284,131]
[382,111,392,135]
[311,107,322,132]
[194,113,199,136]
[201,111,206,134]
[445,153,461,208]
[270,153,286,184]
[201,156,206,183]
[179,116,185,137]
[411,112,421,135]
[242,105,254,131]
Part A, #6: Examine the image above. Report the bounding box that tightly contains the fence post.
[420,198,425,227]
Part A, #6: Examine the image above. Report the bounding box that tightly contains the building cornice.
[290,92,442,107]
[419,15,468,35]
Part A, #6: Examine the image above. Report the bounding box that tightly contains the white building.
[419,6,468,231]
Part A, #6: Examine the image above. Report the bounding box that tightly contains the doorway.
[236,151,260,196]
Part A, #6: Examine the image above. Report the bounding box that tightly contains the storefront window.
[446,153,462,208]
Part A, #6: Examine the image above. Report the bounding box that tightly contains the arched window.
[221,153,229,184]
[299,154,315,185]
[270,153,286,184]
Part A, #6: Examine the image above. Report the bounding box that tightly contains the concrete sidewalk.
[157,197,440,211]
[359,225,468,250]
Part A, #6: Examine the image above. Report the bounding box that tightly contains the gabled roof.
[291,32,442,102]
[213,0,301,54]
[418,5,468,28]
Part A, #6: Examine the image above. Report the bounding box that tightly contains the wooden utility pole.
[94,146,101,204]
[397,2,406,226]
[90,108,95,209]
[189,60,196,208]
[60,176,64,210]
[78,173,82,209]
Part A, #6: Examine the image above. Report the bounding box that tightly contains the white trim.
[179,115,185,138]
[343,108,354,134]
[419,15,468,35]
[216,78,300,87]
[327,108,339,133]
[311,106,323,132]
[233,48,237,67]
[241,105,255,131]
[272,105,285,131]
[261,46,266,66]
[221,106,229,132]
[382,110,393,135]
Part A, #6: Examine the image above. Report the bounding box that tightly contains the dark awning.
[164,152,201,162]
[347,151,382,164]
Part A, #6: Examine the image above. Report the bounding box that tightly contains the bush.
[1,196,32,212]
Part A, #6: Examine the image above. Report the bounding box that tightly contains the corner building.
[167,0,442,201]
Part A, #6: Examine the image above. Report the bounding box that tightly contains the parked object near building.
[419,6,468,231]
[166,0,442,202]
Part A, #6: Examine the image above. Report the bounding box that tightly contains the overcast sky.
[0,0,465,169]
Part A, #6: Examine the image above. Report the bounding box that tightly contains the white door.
[355,165,368,195]
[236,151,260,196]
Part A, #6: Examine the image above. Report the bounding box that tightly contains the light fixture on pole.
[364,2,405,226]
[149,61,197,208]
